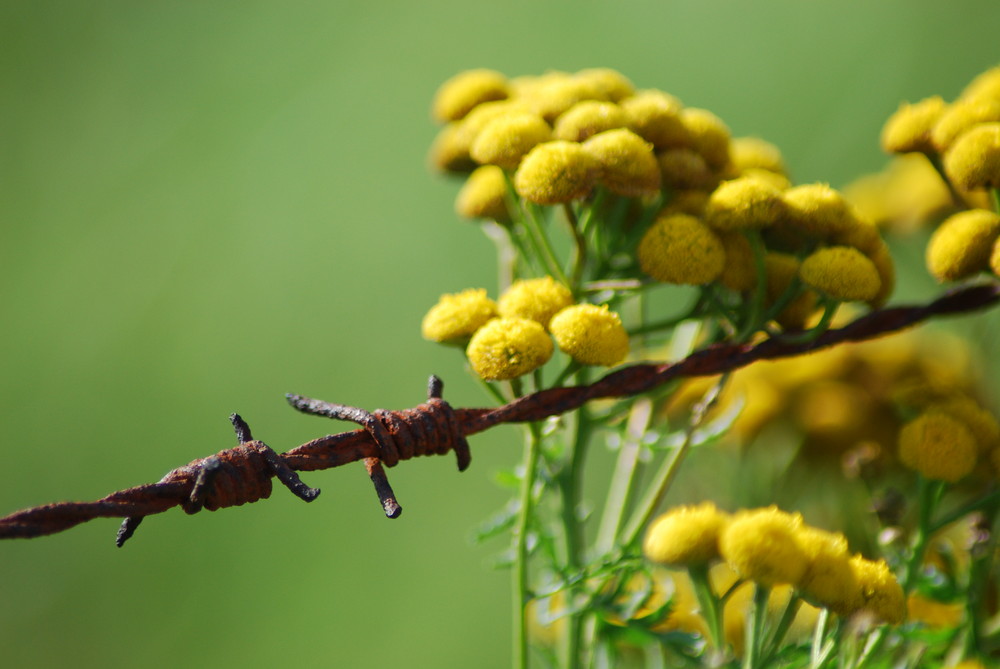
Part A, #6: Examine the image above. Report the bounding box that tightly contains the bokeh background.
[2,2,1000,667]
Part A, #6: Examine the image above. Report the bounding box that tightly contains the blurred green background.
[2,2,999,667]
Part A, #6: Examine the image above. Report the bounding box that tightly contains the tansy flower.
[659,190,710,217]
[782,183,858,239]
[524,74,606,122]
[620,89,689,150]
[764,253,819,330]
[455,165,511,222]
[513,141,598,204]
[451,99,530,153]
[637,214,725,285]
[865,240,896,308]
[680,107,731,169]
[961,65,1000,104]
[704,176,786,231]
[799,246,882,302]
[931,99,1000,151]
[497,276,573,328]
[716,231,757,292]
[926,209,1000,281]
[553,100,626,142]
[470,112,551,170]
[657,148,718,191]
[582,128,661,197]
[898,411,978,483]
[719,506,809,587]
[849,556,906,625]
[728,136,787,176]
[428,122,477,173]
[421,289,498,342]
[943,122,1000,191]
[549,303,629,366]
[793,527,858,615]
[432,69,509,122]
[643,502,730,566]
[880,96,947,154]
[928,396,1000,454]
[466,317,553,381]
[573,67,635,102]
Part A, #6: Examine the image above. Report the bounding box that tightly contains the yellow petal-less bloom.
[553,100,626,142]
[549,303,629,366]
[432,69,509,122]
[573,68,635,103]
[660,190,710,217]
[451,99,530,153]
[929,396,1000,454]
[716,231,757,292]
[728,136,786,176]
[799,246,882,302]
[470,112,552,170]
[782,183,858,240]
[657,148,718,191]
[931,99,1000,151]
[880,96,947,154]
[680,107,731,169]
[638,214,725,285]
[513,141,598,205]
[643,502,731,566]
[582,128,661,197]
[428,122,477,173]
[849,556,906,625]
[943,122,1000,191]
[466,317,553,381]
[926,209,1000,281]
[898,411,978,483]
[719,506,809,587]
[525,73,607,122]
[794,527,858,615]
[764,253,819,330]
[620,89,689,150]
[421,289,498,342]
[497,276,574,328]
[961,65,1000,103]
[704,176,787,231]
[455,165,511,222]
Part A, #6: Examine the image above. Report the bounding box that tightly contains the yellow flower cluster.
[421,277,630,379]
[644,503,906,624]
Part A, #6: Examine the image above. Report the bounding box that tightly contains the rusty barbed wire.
[1,282,997,546]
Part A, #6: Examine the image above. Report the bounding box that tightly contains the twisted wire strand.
[0,282,996,545]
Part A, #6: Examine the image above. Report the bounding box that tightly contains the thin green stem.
[774,298,839,344]
[992,187,1000,214]
[513,421,543,669]
[809,608,830,669]
[743,584,771,669]
[595,398,652,555]
[736,230,769,342]
[563,203,588,294]
[688,564,723,650]
[761,593,802,665]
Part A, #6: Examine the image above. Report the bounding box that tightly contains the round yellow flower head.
[428,122,477,173]
[549,303,629,366]
[704,176,787,231]
[961,65,1000,104]
[716,231,757,292]
[643,502,731,566]
[466,317,553,381]
[660,190,710,217]
[620,89,690,150]
[432,69,509,122]
[849,556,905,625]
[525,73,606,122]
[898,411,978,482]
[880,96,947,154]
[799,246,882,302]
[455,165,511,222]
[497,276,573,328]
[931,99,1000,151]
[926,209,1000,281]
[553,100,626,142]
[573,68,635,102]
[764,253,819,330]
[421,288,499,342]
[637,213,725,285]
[582,128,661,197]
[470,112,552,170]
[728,136,786,176]
[513,140,598,205]
[865,239,896,308]
[451,99,530,151]
[929,396,1000,454]
[794,527,858,615]
[719,506,809,587]
[992,236,1000,278]
[943,122,1000,191]
[657,148,718,191]
[782,183,858,239]
[680,107,731,169]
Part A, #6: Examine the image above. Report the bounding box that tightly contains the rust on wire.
[0,282,997,546]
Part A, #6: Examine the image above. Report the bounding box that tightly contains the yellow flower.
[466,317,553,381]
[928,396,1000,454]
[432,69,509,122]
[704,176,786,231]
[960,65,1000,104]
[719,506,809,587]
[931,99,1000,151]
[523,72,606,122]
[637,214,725,285]
[880,96,947,154]
[799,246,882,302]
[657,148,718,191]
[549,303,629,366]
[455,165,511,222]
[659,190,710,217]
[794,526,858,615]
[428,122,477,173]
[620,89,689,150]
[740,168,791,192]
[849,555,905,624]
[582,128,661,197]
[865,239,896,308]
[680,107,731,169]
[764,253,819,330]
[716,231,757,292]
[421,288,498,342]
[470,112,551,170]
[497,276,574,328]
[926,209,1000,281]
[573,68,635,102]
[781,183,858,240]
[728,136,786,176]
[898,411,978,483]
[643,502,730,566]
[943,122,1000,191]
[907,593,964,629]
[513,140,598,205]
[553,100,626,142]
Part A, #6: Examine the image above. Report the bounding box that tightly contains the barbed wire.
[1,282,997,546]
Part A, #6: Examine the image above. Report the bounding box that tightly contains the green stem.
[563,203,588,295]
[688,564,724,650]
[513,421,543,669]
[595,398,653,556]
[809,608,830,669]
[773,298,839,344]
[761,593,802,665]
[736,230,768,342]
[992,187,1000,214]
[743,584,771,669]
